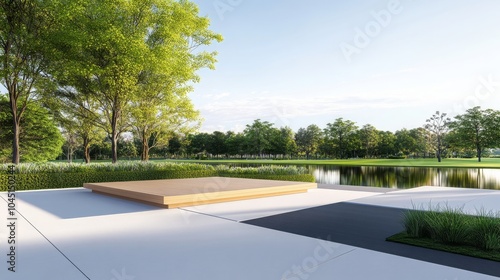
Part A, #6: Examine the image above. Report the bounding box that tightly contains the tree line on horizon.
[4,105,493,164]
[178,107,500,162]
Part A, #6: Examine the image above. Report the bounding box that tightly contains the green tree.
[324,118,358,159]
[187,133,211,158]
[226,132,246,158]
[51,0,221,163]
[424,111,450,162]
[131,91,200,161]
[358,124,379,158]
[449,107,500,162]
[118,135,138,159]
[60,127,78,163]
[0,0,57,163]
[376,131,397,158]
[395,129,415,157]
[409,127,429,157]
[244,119,274,157]
[0,95,63,162]
[295,125,322,159]
[207,131,227,158]
[272,127,297,158]
[49,88,106,163]
[167,134,184,158]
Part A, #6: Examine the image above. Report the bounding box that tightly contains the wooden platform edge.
[84,183,165,205]
[168,188,311,208]
[84,179,317,209]
[91,189,171,208]
[164,183,316,207]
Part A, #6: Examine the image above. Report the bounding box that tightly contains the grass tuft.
[469,210,500,250]
[403,210,431,238]
[394,203,500,260]
[426,205,470,245]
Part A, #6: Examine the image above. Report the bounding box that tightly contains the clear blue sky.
[190,0,500,133]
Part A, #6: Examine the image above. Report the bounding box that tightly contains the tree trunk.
[83,137,91,164]
[67,145,73,163]
[12,120,20,164]
[111,132,118,163]
[84,146,90,163]
[9,94,20,164]
[110,107,119,163]
[141,135,149,161]
[477,145,482,162]
[437,136,442,162]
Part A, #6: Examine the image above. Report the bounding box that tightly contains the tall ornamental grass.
[214,164,309,175]
[403,203,500,250]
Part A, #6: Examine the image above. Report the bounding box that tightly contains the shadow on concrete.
[14,189,159,219]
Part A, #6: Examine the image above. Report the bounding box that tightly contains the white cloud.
[196,92,434,131]
[201,92,231,100]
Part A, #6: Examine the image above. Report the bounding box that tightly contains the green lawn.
[165,158,500,169]
[387,232,500,262]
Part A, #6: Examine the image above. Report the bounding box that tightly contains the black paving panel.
[243,202,500,277]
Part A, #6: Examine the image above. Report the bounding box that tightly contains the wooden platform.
[84,177,317,208]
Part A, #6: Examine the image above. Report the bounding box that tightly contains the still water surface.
[310,165,500,189]
[218,163,500,189]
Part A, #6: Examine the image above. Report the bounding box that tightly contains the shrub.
[387,155,406,159]
[0,162,314,191]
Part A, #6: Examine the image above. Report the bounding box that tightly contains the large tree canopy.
[449,106,500,162]
[0,0,57,163]
[0,95,63,162]
[244,119,274,156]
[424,111,450,162]
[295,124,322,159]
[49,0,221,163]
[324,118,358,159]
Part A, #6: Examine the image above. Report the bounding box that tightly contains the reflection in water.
[310,165,500,189]
[219,163,500,189]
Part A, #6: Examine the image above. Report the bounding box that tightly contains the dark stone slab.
[243,202,500,277]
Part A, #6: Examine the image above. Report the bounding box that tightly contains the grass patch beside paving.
[387,232,500,262]
[387,205,500,262]
[167,158,500,169]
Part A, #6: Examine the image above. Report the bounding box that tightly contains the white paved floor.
[0,186,499,280]
[351,186,500,214]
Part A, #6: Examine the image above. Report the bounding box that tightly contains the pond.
[310,165,500,189]
[212,163,500,190]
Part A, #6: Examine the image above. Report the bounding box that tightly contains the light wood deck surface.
[84,177,317,208]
